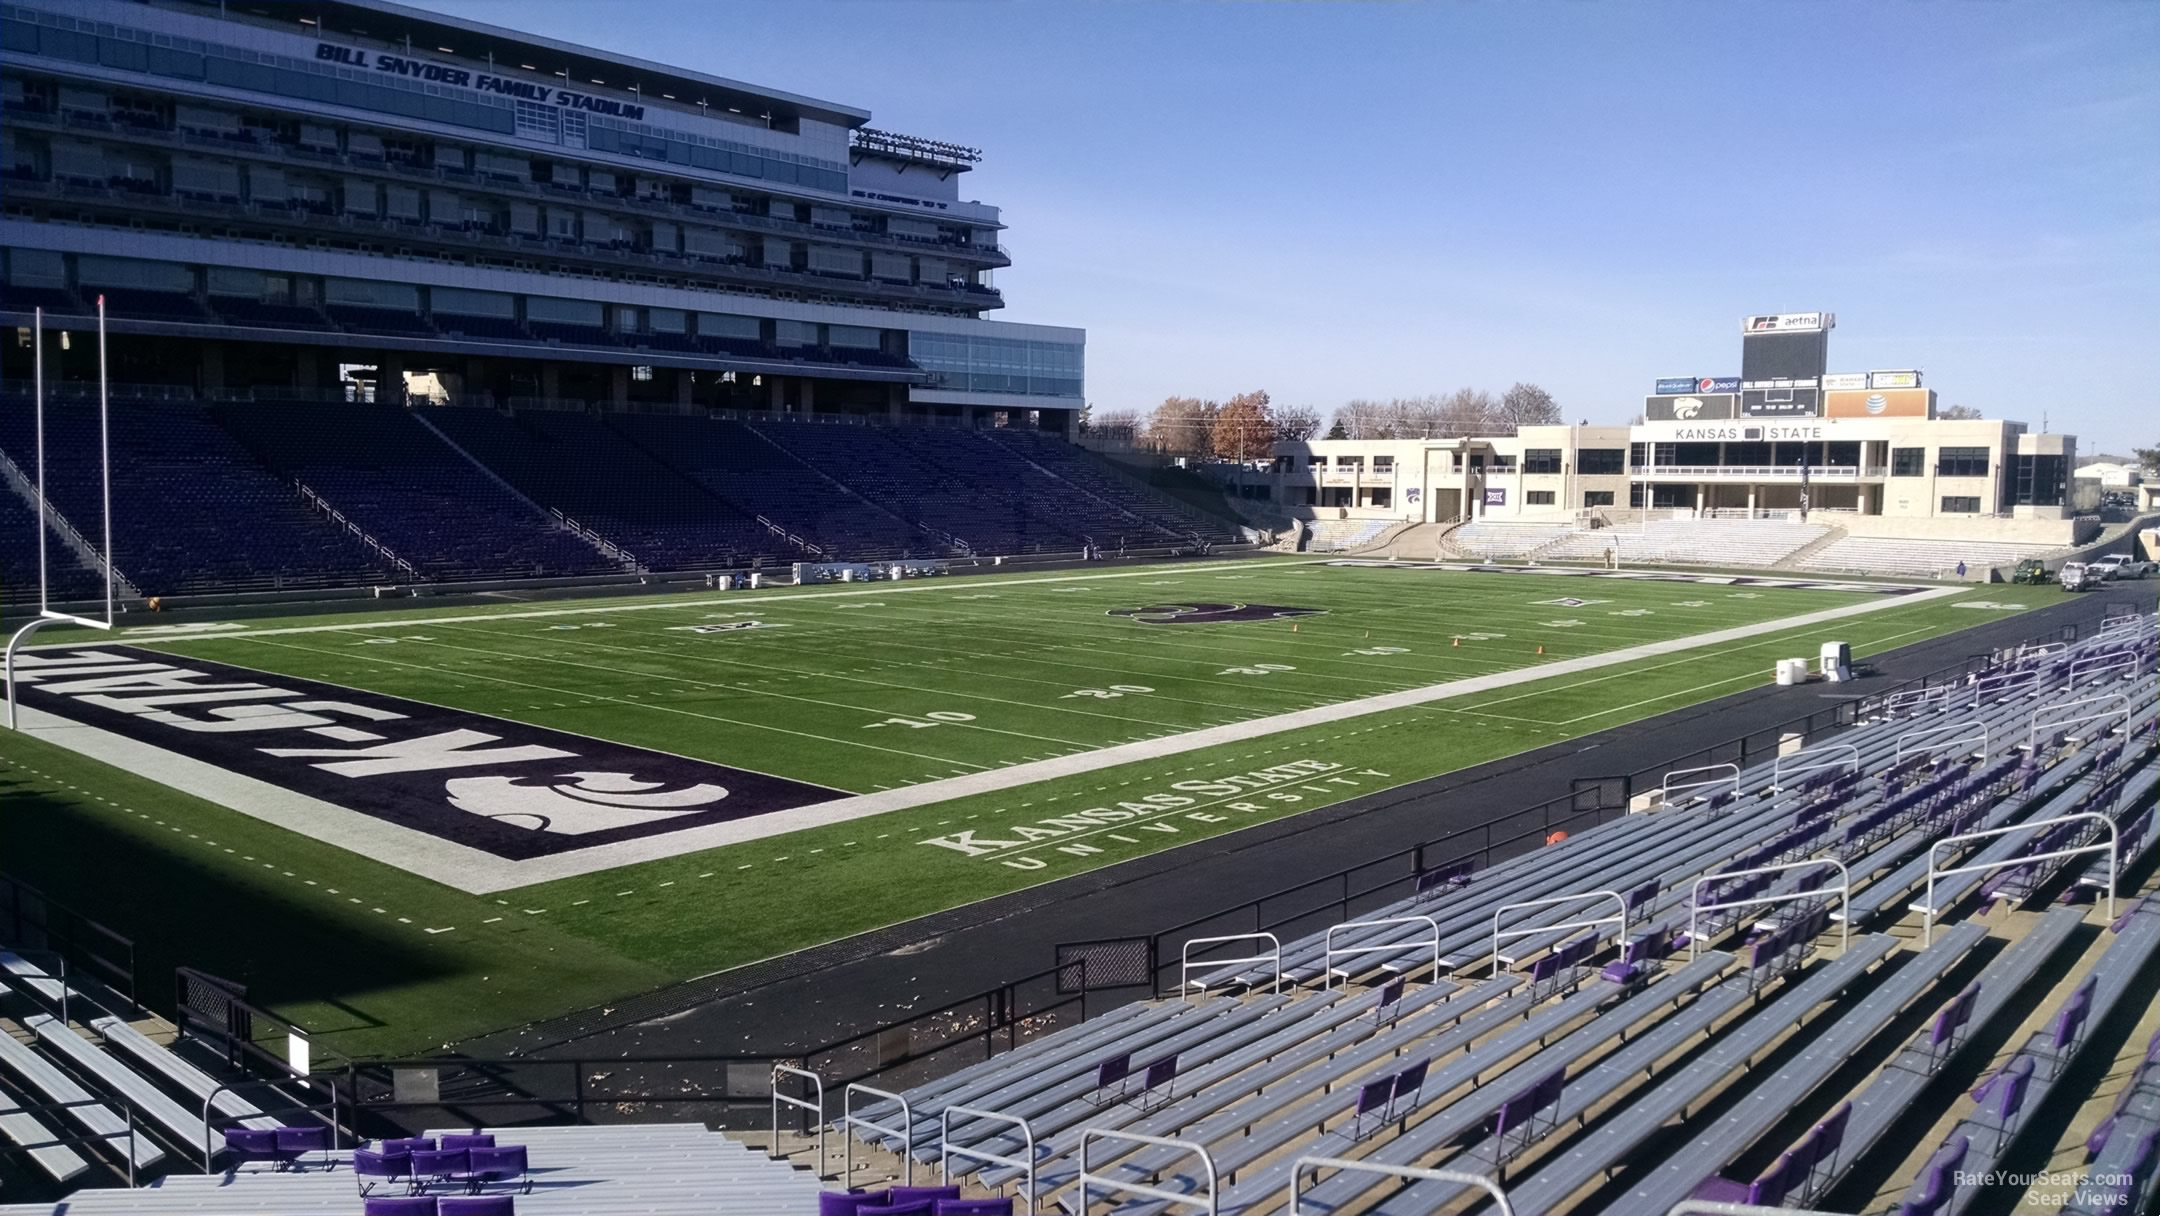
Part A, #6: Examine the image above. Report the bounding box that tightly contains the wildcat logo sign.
[1108,603,1324,625]
[10,648,841,861]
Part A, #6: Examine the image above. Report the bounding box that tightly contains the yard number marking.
[866,711,978,730]
[1062,685,1157,699]
[1220,663,1297,676]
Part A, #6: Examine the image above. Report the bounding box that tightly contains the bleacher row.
[0,396,1240,600]
[817,614,2160,1215]
[1445,517,2069,578]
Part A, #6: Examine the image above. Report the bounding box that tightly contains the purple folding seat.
[1970,1056,2036,1154]
[409,1148,470,1193]
[363,1198,439,1216]
[857,1203,936,1216]
[1348,1076,1394,1141]
[821,1192,890,1216]
[439,1197,517,1216]
[355,1148,413,1196]
[466,1145,530,1192]
[275,1124,332,1169]
[440,1133,495,1152]
[1896,1135,1969,1216]
[887,1186,962,1207]
[224,1127,281,1168]
[935,1200,1015,1216]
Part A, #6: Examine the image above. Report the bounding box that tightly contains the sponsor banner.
[1743,312,1832,333]
[1821,373,1870,391]
[1869,369,1922,389]
[1655,377,1740,395]
[314,42,646,119]
[1826,387,1933,419]
[1644,393,1737,422]
[10,647,841,860]
[1739,387,1821,417]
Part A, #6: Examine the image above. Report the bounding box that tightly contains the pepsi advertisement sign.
[1655,377,1741,395]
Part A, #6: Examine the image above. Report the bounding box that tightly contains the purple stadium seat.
[223,1127,281,1167]
[1970,1056,2036,1153]
[1093,1051,1132,1101]
[1136,1054,1179,1108]
[382,1138,438,1155]
[275,1124,331,1168]
[409,1148,469,1193]
[1349,1077,1395,1141]
[466,1145,530,1192]
[440,1133,496,1152]
[935,1200,1014,1216]
[887,1186,962,1207]
[355,1148,412,1195]
[1388,1058,1429,1118]
[821,1191,890,1216]
[1373,977,1405,1022]
[857,1203,936,1216]
[438,1197,516,1216]
[1925,985,1980,1069]
[1897,1135,1969,1216]
[364,1198,438,1216]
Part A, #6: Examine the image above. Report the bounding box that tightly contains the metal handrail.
[2067,654,2141,690]
[1895,720,1990,766]
[941,1105,1036,1212]
[841,1083,912,1188]
[1178,933,1281,1000]
[1292,1156,1515,1216]
[1773,743,1859,793]
[198,1082,344,1173]
[1918,812,2120,944]
[771,1064,827,1178]
[1080,1128,1216,1215]
[2027,694,2133,750]
[1491,890,1626,971]
[1688,858,1852,959]
[1663,763,1741,807]
[1970,669,2041,708]
[1321,916,1442,990]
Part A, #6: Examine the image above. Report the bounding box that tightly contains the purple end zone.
[12,645,845,860]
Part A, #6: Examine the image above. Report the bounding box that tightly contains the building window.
[1373,455,1394,473]
[1583,490,1615,508]
[1336,456,1364,471]
[1577,449,1624,476]
[1523,448,1563,474]
[1937,447,1990,478]
[1891,447,1925,477]
[1526,490,1556,506]
[630,366,654,382]
[2013,454,2066,507]
[1941,496,1981,514]
[1491,454,1518,472]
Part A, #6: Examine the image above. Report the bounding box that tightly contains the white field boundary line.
[11,581,1946,895]
[25,560,1297,647]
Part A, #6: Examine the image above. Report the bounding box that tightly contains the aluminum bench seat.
[88,1017,284,1132]
[1824,905,2086,1196]
[0,1020,164,1169]
[0,951,70,1006]
[27,1015,212,1149]
[862,998,1167,1126]
[1494,932,1900,1216]
[1204,952,1735,1215]
[1050,976,1544,1212]
[1930,894,2160,1216]
[0,1077,91,1183]
[982,979,1474,1193]
[1618,920,1991,1215]
[914,992,1297,1163]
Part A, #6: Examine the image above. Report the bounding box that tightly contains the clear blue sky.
[429,0,2158,454]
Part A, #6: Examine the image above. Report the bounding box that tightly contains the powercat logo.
[10,648,840,859]
[1108,603,1325,624]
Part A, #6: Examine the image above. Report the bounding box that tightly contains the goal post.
[8,300,118,729]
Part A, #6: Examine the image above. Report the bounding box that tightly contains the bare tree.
[1937,404,1984,420]
[1438,388,1496,436]
[1141,396,1219,460]
[1494,382,1561,430]
[1272,403,1323,443]
[1088,408,1142,441]
[1334,398,1391,440]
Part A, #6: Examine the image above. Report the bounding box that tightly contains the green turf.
[0,561,2058,1054]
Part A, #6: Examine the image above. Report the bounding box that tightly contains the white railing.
[1918,812,2119,944]
[2027,694,2132,751]
[1896,720,1990,766]
[1322,916,1441,990]
[770,1065,827,1178]
[1178,933,1281,999]
[1491,890,1626,970]
[1291,1157,1515,1215]
[841,1083,912,1189]
[1080,1129,1215,1216]
[1662,762,1742,807]
[942,1106,1036,1213]
[295,480,418,579]
[1640,465,1867,480]
[1773,743,1859,793]
[1688,859,1851,958]
[550,508,646,571]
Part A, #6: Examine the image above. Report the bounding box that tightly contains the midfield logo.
[1107,603,1325,624]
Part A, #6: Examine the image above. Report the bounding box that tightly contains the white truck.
[2059,562,2105,591]
[2090,553,2153,580]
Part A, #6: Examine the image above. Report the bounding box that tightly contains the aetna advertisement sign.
[1740,388,1822,417]
[11,647,842,860]
[1644,393,1738,422]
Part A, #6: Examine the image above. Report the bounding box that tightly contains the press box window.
[1936,447,1989,478]
[1582,490,1615,507]
[1526,490,1556,506]
[1523,449,1563,474]
[1577,449,1624,476]
[1891,448,1925,477]
[1940,496,1981,514]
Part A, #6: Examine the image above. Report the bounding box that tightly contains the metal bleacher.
[816,612,2160,1215]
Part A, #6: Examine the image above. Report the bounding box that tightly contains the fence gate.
[1571,775,1630,813]
[175,967,251,1067]
[1055,937,1154,995]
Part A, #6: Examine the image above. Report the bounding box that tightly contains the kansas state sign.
[11,647,838,860]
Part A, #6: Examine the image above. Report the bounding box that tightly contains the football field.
[0,557,2052,1053]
